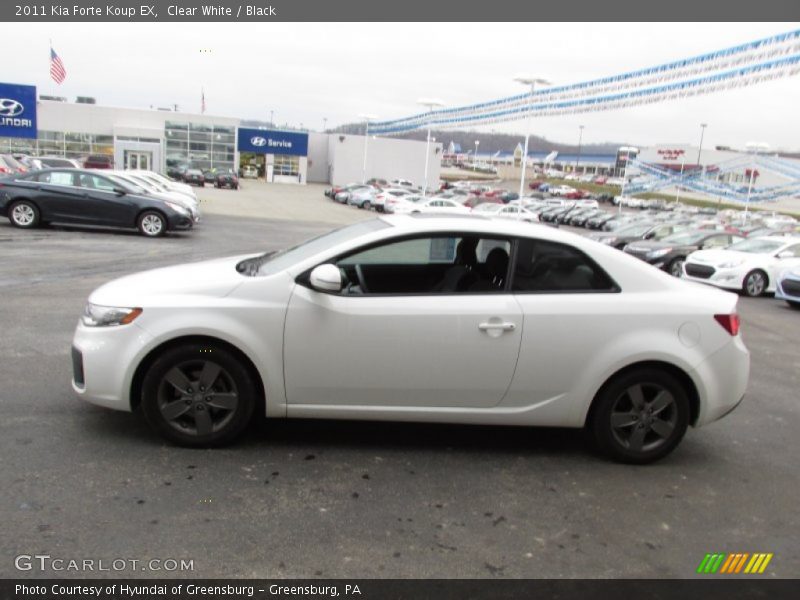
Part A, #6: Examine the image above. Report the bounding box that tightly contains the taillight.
[714,314,740,336]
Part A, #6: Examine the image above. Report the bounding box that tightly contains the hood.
[89,254,256,306]
[687,249,758,265]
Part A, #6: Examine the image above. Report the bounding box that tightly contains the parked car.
[241,165,259,179]
[214,170,239,190]
[593,176,608,185]
[132,170,197,199]
[586,213,616,230]
[346,186,379,209]
[623,230,744,278]
[71,216,750,463]
[589,222,687,250]
[183,169,205,187]
[0,154,27,174]
[366,178,388,188]
[335,184,373,204]
[109,171,199,213]
[683,236,800,297]
[167,163,189,181]
[775,266,800,308]
[391,197,470,215]
[375,188,414,212]
[492,205,539,223]
[84,155,114,169]
[389,178,415,189]
[0,169,196,236]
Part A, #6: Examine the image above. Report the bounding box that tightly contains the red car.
[528,180,546,190]
[83,155,114,169]
[593,176,608,185]
[564,190,591,200]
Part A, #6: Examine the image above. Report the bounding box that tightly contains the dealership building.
[0,82,441,188]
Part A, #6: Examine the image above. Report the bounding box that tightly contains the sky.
[3,22,800,151]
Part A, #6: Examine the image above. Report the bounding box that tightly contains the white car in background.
[108,171,199,212]
[374,188,414,212]
[471,203,504,215]
[492,205,540,223]
[550,185,577,197]
[71,216,749,463]
[683,236,800,297]
[391,198,471,215]
[389,178,415,189]
[133,170,196,199]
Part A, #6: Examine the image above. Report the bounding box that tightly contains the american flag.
[50,47,66,84]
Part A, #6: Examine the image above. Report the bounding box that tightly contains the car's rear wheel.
[141,344,256,447]
[362,201,371,210]
[787,300,800,310]
[668,258,684,278]
[137,211,166,237]
[590,368,690,464]
[743,270,767,297]
[9,200,40,229]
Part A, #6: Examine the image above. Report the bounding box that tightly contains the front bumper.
[71,321,155,411]
[683,264,745,291]
[775,276,800,302]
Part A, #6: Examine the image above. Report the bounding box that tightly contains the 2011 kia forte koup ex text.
[71,215,750,463]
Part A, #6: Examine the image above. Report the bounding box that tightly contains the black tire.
[140,343,256,447]
[787,301,800,310]
[589,367,690,464]
[362,201,371,211]
[667,257,685,278]
[8,200,40,229]
[137,210,167,237]
[742,269,768,297]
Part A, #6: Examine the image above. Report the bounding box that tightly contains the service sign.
[237,128,308,156]
[0,82,37,139]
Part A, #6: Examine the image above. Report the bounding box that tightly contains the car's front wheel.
[589,367,690,464]
[787,300,800,310]
[137,211,166,237]
[9,200,40,229]
[141,343,256,447]
[668,258,685,278]
[743,269,767,297]
[362,201,371,210]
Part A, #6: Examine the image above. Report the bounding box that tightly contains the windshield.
[106,175,147,196]
[241,219,391,276]
[727,238,785,254]
[614,223,651,237]
[663,231,708,245]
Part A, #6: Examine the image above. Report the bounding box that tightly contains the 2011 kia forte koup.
[71,215,750,463]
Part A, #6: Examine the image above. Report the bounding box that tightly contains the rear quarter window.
[512,238,619,293]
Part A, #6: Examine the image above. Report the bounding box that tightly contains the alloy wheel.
[141,214,164,236]
[745,272,766,297]
[156,360,239,437]
[609,382,678,453]
[669,259,684,278]
[11,203,35,226]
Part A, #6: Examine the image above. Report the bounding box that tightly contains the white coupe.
[72,216,750,463]
[683,236,800,297]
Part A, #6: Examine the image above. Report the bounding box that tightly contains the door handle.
[478,322,516,332]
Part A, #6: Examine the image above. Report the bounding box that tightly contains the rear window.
[512,238,618,293]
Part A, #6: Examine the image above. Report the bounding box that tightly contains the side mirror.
[113,187,127,196]
[309,264,342,292]
[644,231,655,239]
[776,250,794,259]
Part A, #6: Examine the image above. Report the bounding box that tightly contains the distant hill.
[330,123,625,155]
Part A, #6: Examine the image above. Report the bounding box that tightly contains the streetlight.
[696,123,707,165]
[474,141,480,169]
[513,75,551,197]
[575,125,584,173]
[417,98,445,195]
[358,113,377,184]
[269,109,274,128]
[674,152,686,205]
[323,117,327,132]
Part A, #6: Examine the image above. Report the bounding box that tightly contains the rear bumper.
[690,334,750,427]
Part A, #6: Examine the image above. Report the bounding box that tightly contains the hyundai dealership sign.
[0,83,37,139]
[238,128,308,156]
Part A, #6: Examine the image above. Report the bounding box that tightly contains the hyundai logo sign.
[0,83,37,139]
[238,128,309,156]
[0,98,24,117]
[250,136,267,147]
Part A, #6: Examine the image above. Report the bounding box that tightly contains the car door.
[76,173,139,227]
[33,170,90,222]
[283,233,523,409]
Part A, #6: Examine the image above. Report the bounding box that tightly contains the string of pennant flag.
[368,29,800,135]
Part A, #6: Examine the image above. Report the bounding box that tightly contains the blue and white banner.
[237,128,308,156]
[0,82,37,139]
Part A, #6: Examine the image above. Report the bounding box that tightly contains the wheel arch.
[129,335,266,414]
[584,360,700,428]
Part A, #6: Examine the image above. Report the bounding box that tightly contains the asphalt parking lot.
[2,185,799,579]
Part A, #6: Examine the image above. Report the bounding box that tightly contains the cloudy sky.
[4,22,800,150]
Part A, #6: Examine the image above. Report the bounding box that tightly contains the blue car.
[775,266,800,309]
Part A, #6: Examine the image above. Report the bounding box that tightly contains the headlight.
[602,237,617,245]
[81,304,142,327]
[719,259,745,269]
[648,247,672,258]
[165,201,190,215]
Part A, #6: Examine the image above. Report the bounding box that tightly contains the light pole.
[474,141,479,169]
[323,117,327,132]
[696,123,707,165]
[269,110,274,128]
[418,98,445,195]
[513,75,551,197]
[358,113,377,184]
[675,153,686,205]
[575,125,584,173]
